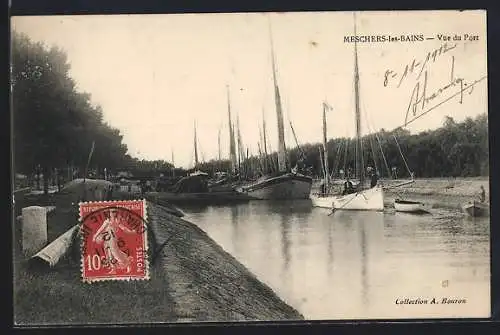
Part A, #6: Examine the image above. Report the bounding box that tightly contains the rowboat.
[462,201,489,217]
[394,199,429,214]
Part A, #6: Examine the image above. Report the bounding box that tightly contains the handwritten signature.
[384,42,457,88]
[404,56,487,126]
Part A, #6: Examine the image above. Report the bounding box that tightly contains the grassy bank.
[13,194,302,325]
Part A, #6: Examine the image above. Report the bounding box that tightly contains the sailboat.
[327,18,384,211]
[208,86,241,191]
[236,21,313,200]
[189,121,207,177]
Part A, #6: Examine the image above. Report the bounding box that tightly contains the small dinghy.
[462,201,489,218]
[394,199,429,214]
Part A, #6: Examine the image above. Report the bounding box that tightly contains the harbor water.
[182,200,490,320]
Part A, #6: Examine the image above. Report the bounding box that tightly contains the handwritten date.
[384,42,457,88]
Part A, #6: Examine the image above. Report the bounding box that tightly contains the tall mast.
[353,14,364,185]
[194,120,199,168]
[262,107,269,170]
[236,112,243,177]
[226,85,237,174]
[218,126,221,161]
[217,125,221,172]
[268,18,287,172]
[257,141,264,173]
[171,148,175,178]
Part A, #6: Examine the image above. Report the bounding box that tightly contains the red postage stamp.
[79,199,149,283]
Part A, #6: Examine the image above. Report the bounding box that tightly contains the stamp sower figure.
[93,209,135,274]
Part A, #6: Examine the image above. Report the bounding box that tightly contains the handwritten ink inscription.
[384,42,457,88]
[405,56,478,124]
[404,57,486,126]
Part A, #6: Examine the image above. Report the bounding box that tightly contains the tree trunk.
[36,168,40,190]
[56,168,61,192]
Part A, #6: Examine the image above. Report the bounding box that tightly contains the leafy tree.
[12,32,130,193]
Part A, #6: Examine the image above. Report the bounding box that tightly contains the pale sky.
[12,10,487,168]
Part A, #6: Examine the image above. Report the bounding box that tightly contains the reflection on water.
[183,200,490,320]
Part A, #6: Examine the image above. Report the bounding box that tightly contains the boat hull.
[462,201,489,217]
[237,173,312,200]
[310,193,336,208]
[394,199,429,214]
[332,185,384,211]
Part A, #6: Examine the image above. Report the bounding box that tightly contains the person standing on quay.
[479,185,486,203]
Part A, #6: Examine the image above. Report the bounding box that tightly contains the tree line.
[196,113,489,180]
[291,113,489,179]
[12,32,133,192]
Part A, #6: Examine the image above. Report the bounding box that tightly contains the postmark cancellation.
[78,199,149,283]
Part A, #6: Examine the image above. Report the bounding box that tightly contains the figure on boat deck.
[370,170,378,188]
[292,154,307,174]
[342,178,355,195]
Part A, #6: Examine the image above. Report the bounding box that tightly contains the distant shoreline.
[312,177,489,209]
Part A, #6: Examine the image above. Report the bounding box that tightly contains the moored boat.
[237,172,312,200]
[326,18,386,212]
[332,185,384,211]
[237,22,313,200]
[310,101,336,208]
[311,193,335,208]
[462,201,489,217]
[394,199,429,214]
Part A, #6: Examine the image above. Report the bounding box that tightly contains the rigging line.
[374,132,391,179]
[362,105,381,175]
[330,139,344,180]
[392,134,412,177]
[362,99,391,178]
[368,133,379,173]
[343,137,349,175]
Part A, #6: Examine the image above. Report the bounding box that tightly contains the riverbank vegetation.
[12,32,488,193]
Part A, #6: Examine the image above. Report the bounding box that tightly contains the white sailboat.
[319,18,384,211]
[236,20,313,200]
[310,101,339,208]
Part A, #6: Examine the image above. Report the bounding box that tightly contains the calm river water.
[182,200,490,320]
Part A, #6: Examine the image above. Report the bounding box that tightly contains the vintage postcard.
[11,10,489,325]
